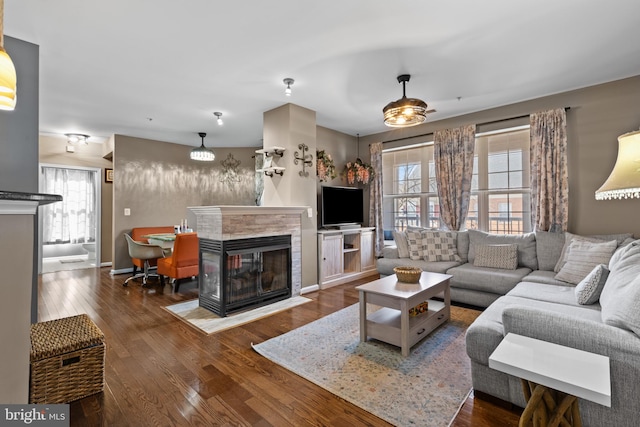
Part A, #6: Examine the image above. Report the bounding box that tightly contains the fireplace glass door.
[199,235,291,316]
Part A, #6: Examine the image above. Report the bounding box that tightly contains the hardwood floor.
[37,267,521,426]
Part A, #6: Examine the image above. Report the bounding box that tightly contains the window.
[382,127,531,235]
[382,146,440,232]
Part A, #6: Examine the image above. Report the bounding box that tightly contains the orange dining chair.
[157,232,199,292]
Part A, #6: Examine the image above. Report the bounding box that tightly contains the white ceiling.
[5,0,640,148]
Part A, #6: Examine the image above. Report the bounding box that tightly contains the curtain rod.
[382,107,570,144]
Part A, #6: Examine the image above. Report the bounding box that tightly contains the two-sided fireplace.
[198,235,292,317]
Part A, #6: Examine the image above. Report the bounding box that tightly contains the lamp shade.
[595,130,640,200]
[0,47,17,111]
[190,132,215,162]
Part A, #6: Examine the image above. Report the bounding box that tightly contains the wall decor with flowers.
[316,149,337,182]
[343,158,374,185]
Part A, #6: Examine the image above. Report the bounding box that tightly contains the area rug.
[164,296,312,334]
[252,303,480,427]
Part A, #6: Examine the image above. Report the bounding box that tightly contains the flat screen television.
[320,185,364,228]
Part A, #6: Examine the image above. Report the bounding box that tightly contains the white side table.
[489,333,610,427]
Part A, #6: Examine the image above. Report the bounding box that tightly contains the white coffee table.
[356,272,451,356]
[489,333,611,427]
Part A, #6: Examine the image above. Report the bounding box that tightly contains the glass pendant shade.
[190,132,215,162]
[0,47,16,111]
[383,74,428,127]
[383,97,428,127]
[595,130,640,200]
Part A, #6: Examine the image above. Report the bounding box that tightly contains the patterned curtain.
[369,142,384,257]
[530,108,568,232]
[434,124,476,231]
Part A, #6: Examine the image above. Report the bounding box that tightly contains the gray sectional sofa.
[376,228,640,426]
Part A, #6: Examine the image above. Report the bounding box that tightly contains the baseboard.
[110,267,133,275]
[100,262,112,268]
[301,284,319,294]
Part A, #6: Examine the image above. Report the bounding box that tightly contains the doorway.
[38,164,101,273]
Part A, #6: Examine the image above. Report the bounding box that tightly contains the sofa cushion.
[522,270,574,286]
[600,241,640,336]
[375,257,460,276]
[456,231,470,263]
[406,230,424,260]
[473,244,518,270]
[507,282,601,309]
[555,232,634,272]
[382,246,400,259]
[554,239,617,284]
[468,230,538,270]
[447,263,531,295]
[465,294,603,365]
[422,230,461,262]
[575,264,609,305]
[392,230,410,258]
[609,238,639,270]
[534,230,566,271]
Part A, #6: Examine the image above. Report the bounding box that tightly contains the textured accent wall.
[112,135,259,271]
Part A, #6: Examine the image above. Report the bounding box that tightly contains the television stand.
[317,227,378,289]
[338,224,361,230]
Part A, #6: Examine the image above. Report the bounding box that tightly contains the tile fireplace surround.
[187,206,307,297]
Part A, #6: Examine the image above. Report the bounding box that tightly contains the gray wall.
[112,135,258,271]
[0,37,40,324]
[361,75,640,237]
[0,36,39,193]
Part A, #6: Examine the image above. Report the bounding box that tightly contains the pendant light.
[383,74,430,127]
[283,78,294,96]
[190,132,215,162]
[0,0,17,111]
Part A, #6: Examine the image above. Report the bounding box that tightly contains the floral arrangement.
[316,149,337,182]
[343,158,375,185]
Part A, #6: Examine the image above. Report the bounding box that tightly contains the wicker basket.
[30,314,105,404]
[393,266,422,283]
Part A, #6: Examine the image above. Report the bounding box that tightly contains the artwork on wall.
[105,168,113,183]
[220,153,241,188]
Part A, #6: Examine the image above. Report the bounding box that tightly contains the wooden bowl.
[393,266,422,283]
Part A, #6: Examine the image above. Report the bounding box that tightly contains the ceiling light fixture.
[65,133,89,145]
[0,0,17,111]
[283,78,294,96]
[214,111,223,126]
[190,132,215,162]
[595,130,640,200]
[383,74,430,127]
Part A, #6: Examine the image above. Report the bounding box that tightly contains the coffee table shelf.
[366,300,447,349]
[357,272,451,356]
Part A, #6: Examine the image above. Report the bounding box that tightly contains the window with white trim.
[382,127,531,235]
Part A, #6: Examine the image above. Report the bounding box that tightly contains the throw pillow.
[574,264,609,305]
[392,230,410,259]
[473,244,518,270]
[600,241,640,336]
[554,232,634,272]
[421,231,461,262]
[405,230,424,260]
[467,229,537,270]
[554,239,617,285]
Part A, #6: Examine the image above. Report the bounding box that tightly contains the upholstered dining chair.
[124,234,166,286]
[157,232,199,292]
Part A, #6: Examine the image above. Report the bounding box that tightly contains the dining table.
[142,233,176,252]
